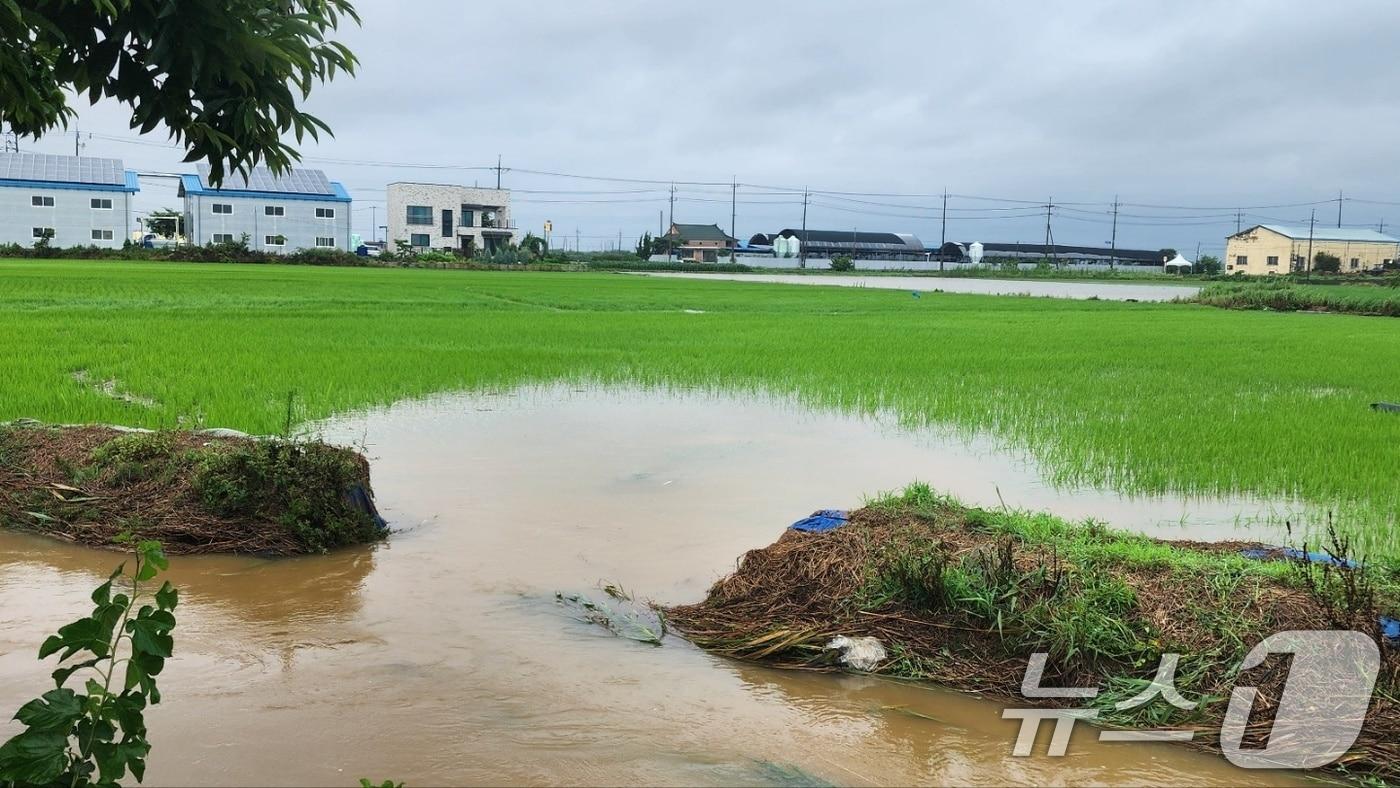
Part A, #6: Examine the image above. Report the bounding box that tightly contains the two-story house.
[386,182,513,256]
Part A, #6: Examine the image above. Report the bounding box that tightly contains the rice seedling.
[3,259,1398,553]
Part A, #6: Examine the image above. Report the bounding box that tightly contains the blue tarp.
[1238,546,1358,570]
[1383,617,1400,642]
[1240,546,1400,643]
[790,509,849,533]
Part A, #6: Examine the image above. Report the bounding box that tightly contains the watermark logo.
[1002,630,1378,768]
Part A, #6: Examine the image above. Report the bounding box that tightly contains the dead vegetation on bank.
[665,484,1400,781]
[0,424,387,555]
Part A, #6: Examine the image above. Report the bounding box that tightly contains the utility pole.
[730,175,737,263]
[618,229,622,253]
[74,127,80,157]
[1109,196,1119,271]
[940,188,948,273]
[799,187,809,269]
[370,206,376,241]
[667,183,676,261]
[1306,209,1316,273]
[495,155,505,190]
[1235,209,1242,234]
[575,228,580,254]
[1380,219,1387,234]
[1337,189,1344,228]
[1044,196,1058,268]
[0,115,15,153]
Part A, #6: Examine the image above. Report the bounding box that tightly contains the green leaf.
[112,692,146,735]
[40,616,108,660]
[138,540,168,573]
[13,688,82,733]
[93,736,148,784]
[0,729,70,784]
[155,581,178,611]
[52,657,101,688]
[90,580,112,606]
[127,616,174,658]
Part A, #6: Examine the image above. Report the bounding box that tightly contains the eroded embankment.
[0,423,387,554]
[666,483,1400,781]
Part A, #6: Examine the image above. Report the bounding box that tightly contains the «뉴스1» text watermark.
[1002,630,1379,769]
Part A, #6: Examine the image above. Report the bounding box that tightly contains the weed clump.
[192,439,383,553]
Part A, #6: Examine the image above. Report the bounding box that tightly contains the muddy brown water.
[0,386,1306,785]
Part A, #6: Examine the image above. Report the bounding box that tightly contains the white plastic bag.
[824,635,886,671]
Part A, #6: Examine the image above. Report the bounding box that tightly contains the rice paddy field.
[3,258,1399,553]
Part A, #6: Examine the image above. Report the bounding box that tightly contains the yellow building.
[1224,224,1399,275]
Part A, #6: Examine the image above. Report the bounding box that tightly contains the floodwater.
[0,386,1304,786]
[634,272,1201,302]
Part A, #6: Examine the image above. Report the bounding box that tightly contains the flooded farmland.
[632,273,1203,302]
[0,386,1304,786]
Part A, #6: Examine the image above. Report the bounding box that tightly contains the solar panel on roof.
[196,163,333,195]
[0,152,124,185]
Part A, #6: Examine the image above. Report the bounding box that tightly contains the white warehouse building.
[180,164,351,251]
[0,152,139,248]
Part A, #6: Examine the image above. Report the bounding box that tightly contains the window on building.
[264,205,285,217]
[460,206,474,228]
[90,198,113,210]
[410,233,430,248]
[1266,255,1278,266]
[406,205,433,225]
[1350,258,1360,269]
[315,207,336,219]
[31,195,54,207]
[211,203,233,215]
[441,208,454,238]
[212,233,234,244]
[316,237,335,248]
[265,235,286,247]
[1235,255,1248,266]
[32,227,53,239]
[90,229,113,241]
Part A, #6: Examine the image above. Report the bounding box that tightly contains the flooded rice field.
[0,386,1303,785]
[634,272,1201,302]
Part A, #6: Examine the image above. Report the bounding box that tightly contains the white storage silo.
[969,242,984,265]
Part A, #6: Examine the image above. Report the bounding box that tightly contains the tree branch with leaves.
[0,0,359,186]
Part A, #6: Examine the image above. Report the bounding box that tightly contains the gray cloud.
[26,0,1400,254]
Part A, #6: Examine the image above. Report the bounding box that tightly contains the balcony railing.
[458,221,516,233]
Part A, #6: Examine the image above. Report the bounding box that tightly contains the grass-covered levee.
[0,424,387,554]
[666,483,1400,783]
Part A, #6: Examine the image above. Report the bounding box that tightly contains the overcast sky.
[20,0,1400,255]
